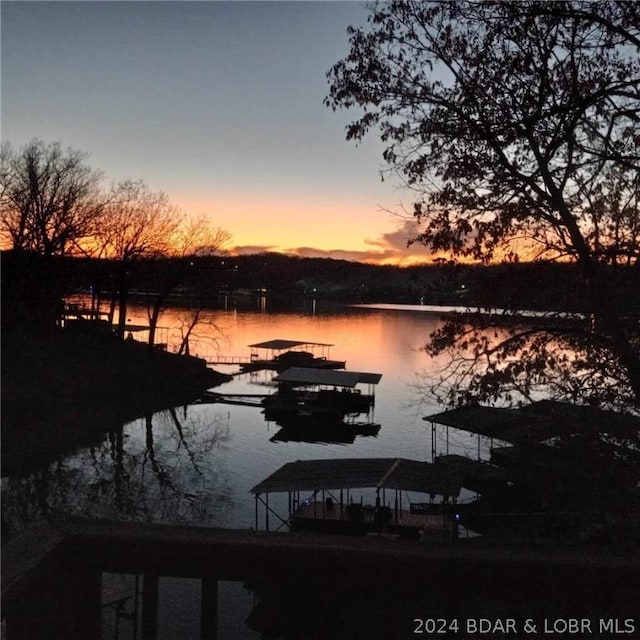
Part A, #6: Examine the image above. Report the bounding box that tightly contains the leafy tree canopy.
[327,1,640,410]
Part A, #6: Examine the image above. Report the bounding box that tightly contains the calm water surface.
[2,300,494,639]
[4,301,490,531]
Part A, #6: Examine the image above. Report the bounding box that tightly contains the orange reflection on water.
[122,302,448,375]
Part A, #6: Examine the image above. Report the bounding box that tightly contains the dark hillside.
[1,325,229,476]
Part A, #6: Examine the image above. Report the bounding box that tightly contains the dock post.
[201,577,218,640]
[431,422,436,461]
[142,574,159,640]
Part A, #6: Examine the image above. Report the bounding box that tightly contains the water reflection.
[4,301,640,638]
[2,408,233,538]
[3,303,479,538]
[268,419,380,445]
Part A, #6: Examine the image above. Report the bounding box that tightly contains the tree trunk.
[148,299,162,350]
[108,298,116,329]
[177,309,202,356]
[117,286,128,340]
[116,267,131,340]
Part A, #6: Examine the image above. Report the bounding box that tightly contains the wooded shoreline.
[1,326,231,477]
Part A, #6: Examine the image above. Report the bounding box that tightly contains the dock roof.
[522,400,640,436]
[274,367,382,388]
[250,458,462,497]
[424,405,530,444]
[424,401,640,445]
[248,339,334,350]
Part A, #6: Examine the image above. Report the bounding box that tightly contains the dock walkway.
[196,392,269,407]
[206,355,252,365]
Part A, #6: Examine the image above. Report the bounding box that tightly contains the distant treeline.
[4,250,638,323]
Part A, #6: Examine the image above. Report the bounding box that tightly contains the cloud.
[229,220,451,265]
[365,219,431,254]
[232,244,278,255]
[283,237,441,265]
[361,219,447,264]
[284,246,396,263]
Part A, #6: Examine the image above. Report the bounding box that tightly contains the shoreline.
[1,326,231,477]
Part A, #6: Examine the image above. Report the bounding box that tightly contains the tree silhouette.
[93,179,182,339]
[0,139,104,256]
[144,217,231,350]
[327,1,640,410]
[0,140,106,326]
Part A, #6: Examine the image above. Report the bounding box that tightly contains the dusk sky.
[1,1,434,264]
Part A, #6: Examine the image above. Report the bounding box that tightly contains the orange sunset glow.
[172,191,435,265]
[2,1,433,267]
[1,1,562,268]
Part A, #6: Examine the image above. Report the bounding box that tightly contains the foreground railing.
[3,518,639,640]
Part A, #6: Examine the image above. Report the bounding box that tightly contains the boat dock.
[424,400,640,460]
[241,339,346,372]
[205,338,346,372]
[291,501,449,538]
[263,367,383,423]
[250,457,462,537]
[423,401,640,540]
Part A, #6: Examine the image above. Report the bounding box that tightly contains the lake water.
[2,298,493,639]
[89,299,483,527]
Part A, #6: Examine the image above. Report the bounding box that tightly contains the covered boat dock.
[250,457,462,539]
[273,367,382,393]
[241,339,346,372]
[424,400,640,461]
[264,367,383,423]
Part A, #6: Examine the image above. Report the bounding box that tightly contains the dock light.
[455,513,460,520]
